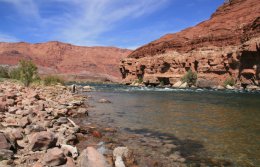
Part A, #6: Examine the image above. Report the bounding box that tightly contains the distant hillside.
[0,41,132,82]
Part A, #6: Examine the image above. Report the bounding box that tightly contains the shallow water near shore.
[83,84,260,166]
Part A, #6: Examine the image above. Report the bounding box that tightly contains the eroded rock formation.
[0,41,131,82]
[120,0,260,88]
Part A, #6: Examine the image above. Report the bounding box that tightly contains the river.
[82,84,260,166]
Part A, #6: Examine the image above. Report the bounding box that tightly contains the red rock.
[28,92,40,100]
[120,0,260,88]
[32,162,43,167]
[6,99,15,106]
[4,128,23,142]
[0,100,7,112]
[42,147,67,166]
[241,69,256,75]
[8,106,18,114]
[5,93,16,99]
[4,117,18,126]
[29,131,57,151]
[19,117,30,128]
[65,157,76,167]
[92,131,102,138]
[0,41,131,82]
[77,147,110,167]
[0,133,11,150]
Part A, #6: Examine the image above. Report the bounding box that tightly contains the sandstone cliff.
[120,0,260,88]
[0,41,131,82]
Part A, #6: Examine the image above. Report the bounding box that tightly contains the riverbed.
[83,84,260,166]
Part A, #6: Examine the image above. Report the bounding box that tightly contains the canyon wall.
[0,41,131,82]
[120,0,260,88]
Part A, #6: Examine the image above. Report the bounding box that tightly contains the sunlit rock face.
[120,0,260,88]
[0,41,131,82]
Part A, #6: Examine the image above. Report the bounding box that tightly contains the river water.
[83,84,260,166]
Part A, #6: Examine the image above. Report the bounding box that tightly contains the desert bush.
[137,76,143,84]
[43,75,64,86]
[0,66,9,78]
[9,67,21,80]
[224,77,235,87]
[181,69,197,86]
[17,60,39,86]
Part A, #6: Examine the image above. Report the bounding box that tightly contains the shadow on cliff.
[125,128,233,167]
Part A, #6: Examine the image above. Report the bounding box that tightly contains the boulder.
[65,157,76,167]
[6,99,15,106]
[172,81,182,88]
[0,149,14,160]
[0,100,7,112]
[19,117,30,128]
[0,160,13,167]
[61,144,78,159]
[56,117,68,124]
[92,130,102,138]
[77,108,88,115]
[83,86,93,92]
[113,147,129,159]
[113,147,129,167]
[246,85,259,91]
[42,147,67,166]
[179,82,188,88]
[32,162,43,167]
[8,106,18,114]
[25,124,46,134]
[3,128,23,142]
[29,131,57,151]
[98,99,111,103]
[226,85,234,90]
[113,147,135,167]
[0,132,11,149]
[77,147,111,167]
[216,85,225,90]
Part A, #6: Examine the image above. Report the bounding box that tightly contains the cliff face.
[0,41,131,82]
[120,0,260,88]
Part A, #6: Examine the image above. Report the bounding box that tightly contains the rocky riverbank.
[0,81,136,167]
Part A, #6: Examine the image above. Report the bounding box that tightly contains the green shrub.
[43,75,64,86]
[138,76,143,84]
[0,66,9,78]
[181,69,197,86]
[9,67,21,80]
[17,60,38,86]
[224,77,235,87]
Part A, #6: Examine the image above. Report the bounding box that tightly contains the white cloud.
[55,0,170,46]
[0,0,40,18]
[0,32,19,42]
[0,0,170,46]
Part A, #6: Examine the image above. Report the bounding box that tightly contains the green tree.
[18,60,39,86]
[181,69,197,86]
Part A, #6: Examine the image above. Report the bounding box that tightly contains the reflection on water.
[85,84,260,166]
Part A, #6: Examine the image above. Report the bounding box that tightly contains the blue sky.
[0,0,224,49]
